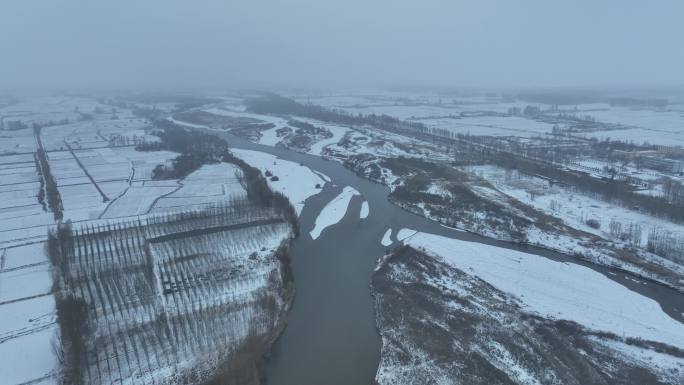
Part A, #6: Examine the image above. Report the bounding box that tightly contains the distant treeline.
[34,126,63,220]
[245,95,429,134]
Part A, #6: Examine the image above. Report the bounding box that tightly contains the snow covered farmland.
[0,153,53,245]
[149,163,247,213]
[48,201,295,384]
[0,94,304,384]
[568,105,684,147]
[0,242,57,384]
[0,128,37,154]
[423,115,555,137]
[43,145,178,221]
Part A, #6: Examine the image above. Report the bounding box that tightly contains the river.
[212,130,684,385]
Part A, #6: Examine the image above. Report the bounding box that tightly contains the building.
[641,156,684,173]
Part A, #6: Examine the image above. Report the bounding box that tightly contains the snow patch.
[310,186,359,240]
[360,201,369,219]
[396,228,417,241]
[381,229,393,246]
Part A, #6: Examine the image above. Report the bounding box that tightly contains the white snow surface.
[231,148,327,215]
[396,228,417,241]
[360,201,369,219]
[381,229,393,246]
[401,229,684,349]
[309,186,360,240]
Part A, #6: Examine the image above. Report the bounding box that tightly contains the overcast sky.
[2,0,683,90]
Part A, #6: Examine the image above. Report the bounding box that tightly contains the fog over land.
[3,2,684,385]
[2,0,684,90]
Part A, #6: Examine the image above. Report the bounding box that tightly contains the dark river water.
[212,130,684,385]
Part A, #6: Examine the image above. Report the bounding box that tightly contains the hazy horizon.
[2,0,684,91]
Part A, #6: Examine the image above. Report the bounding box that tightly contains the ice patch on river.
[360,201,369,219]
[400,229,684,349]
[231,148,328,215]
[310,186,360,240]
[396,228,417,241]
[381,229,393,246]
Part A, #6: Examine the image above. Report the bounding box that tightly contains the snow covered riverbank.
[372,235,684,385]
[400,229,684,348]
[231,148,328,215]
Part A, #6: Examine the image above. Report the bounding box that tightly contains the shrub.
[585,219,601,229]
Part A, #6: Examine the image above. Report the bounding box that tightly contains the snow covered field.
[0,240,55,384]
[401,230,684,349]
[583,105,684,132]
[0,95,108,129]
[0,94,315,384]
[149,163,247,213]
[0,153,52,246]
[422,115,555,137]
[467,165,684,248]
[582,127,684,147]
[0,128,37,154]
[50,202,294,384]
[293,93,535,118]
[101,182,178,218]
[310,186,360,240]
[40,120,127,150]
[231,148,328,215]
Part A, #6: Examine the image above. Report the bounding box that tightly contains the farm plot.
[100,146,178,182]
[150,163,247,213]
[0,95,108,128]
[0,128,37,155]
[45,147,180,221]
[552,105,684,147]
[0,241,57,385]
[581,127,684,147]
[339,104,463,120]
[39,117,149,151]
[47,151,107,221]
[49,201,294,384]
[0,263,52,303]
[100,182,178,219]
[422,115,555,137]
[0,153,52,246]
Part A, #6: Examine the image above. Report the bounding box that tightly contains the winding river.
[212,130,684,385]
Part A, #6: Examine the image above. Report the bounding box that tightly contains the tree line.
[34,125,63,220]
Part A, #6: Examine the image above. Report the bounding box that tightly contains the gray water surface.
[213,131,684,385]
